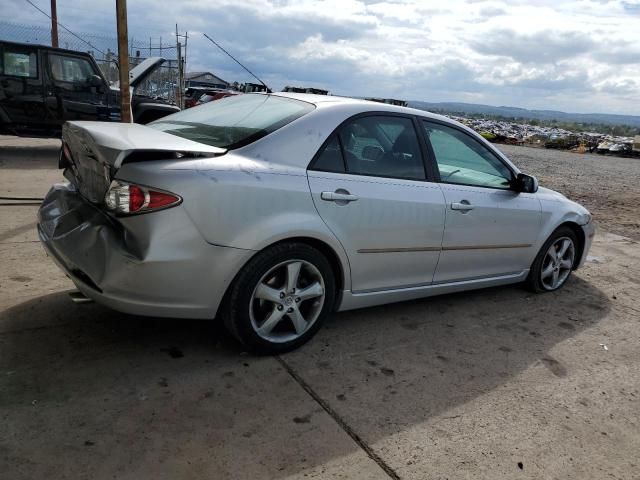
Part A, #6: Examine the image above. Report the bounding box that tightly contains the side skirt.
[337,270,530,311]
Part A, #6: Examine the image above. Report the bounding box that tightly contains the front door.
[307,114,446,292]
[44,52,110,125]
[421,120,541,283]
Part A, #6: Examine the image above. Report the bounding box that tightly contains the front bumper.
[38,183,254,319]
[577,220,596,268]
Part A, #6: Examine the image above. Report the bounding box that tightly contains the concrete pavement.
[1,141,639,479]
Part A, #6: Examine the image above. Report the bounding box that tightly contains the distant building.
[365,97,408,107]
[634,135,640,152]
[283,86,329,95]
[185,71,229,89]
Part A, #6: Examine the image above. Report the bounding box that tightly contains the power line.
[23,0,107,56]
[203,33,269,91]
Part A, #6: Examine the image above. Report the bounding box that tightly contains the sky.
[2,0,640,115]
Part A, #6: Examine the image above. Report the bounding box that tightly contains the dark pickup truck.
[0,40,180,137]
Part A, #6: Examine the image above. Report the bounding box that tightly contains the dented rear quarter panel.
[115,153,353,292]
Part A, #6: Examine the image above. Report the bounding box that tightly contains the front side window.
[312,115,425,180]
[48,54,96,83]
[423,121,513,189]
[1,49,37,78]
[149,94,315,149]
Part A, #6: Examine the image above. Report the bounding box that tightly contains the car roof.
[235,92,519,174]
[270,91,461,125]
[0,40,90,57]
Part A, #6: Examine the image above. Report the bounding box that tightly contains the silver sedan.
[38,93,595,353]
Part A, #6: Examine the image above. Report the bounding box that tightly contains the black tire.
[526,226,579,293]
[220,242,336,354]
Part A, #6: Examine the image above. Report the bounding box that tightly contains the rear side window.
[313,135,345,173]
[1,48,37,78]
[311,115,425,181]
[149,94,315,149]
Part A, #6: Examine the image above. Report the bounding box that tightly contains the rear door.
[44,52,110,124]
[421,119,541,283]
[0,44,48,134]
[307,114,446,293]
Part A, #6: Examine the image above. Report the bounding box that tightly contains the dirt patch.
[497,145,640,241]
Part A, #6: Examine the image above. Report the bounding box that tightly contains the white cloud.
[2,0,639,114]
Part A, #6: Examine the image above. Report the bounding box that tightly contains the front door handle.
[321,190,359,203]
[451,201,474,211]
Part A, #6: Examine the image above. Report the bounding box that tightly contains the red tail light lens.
[104,181,181,215]
[59,141,74,169]
[129,185,146,212]
[148,190,181,210]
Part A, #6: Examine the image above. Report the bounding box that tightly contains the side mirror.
[86,74,104,87]
[514,173,539,193]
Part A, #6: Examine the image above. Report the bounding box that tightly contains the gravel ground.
[497,145,640,241]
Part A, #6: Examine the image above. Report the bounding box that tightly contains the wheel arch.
[220,236,348,314]
[556,221,586,270]
[283,236,346,301]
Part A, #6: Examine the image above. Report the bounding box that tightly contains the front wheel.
[526,227,578,293]
[221,242,336,354]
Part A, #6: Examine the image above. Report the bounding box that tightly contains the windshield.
[149,94,315,149]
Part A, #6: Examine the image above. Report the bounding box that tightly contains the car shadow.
[0,145,60,169]
[286,273,610,406]
[0,275,611,479]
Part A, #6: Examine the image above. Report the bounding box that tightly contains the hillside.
[408,101,640,128]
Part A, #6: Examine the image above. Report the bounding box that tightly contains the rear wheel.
[221,242,335,354]
[526,227,578,293]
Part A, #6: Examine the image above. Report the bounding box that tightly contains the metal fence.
[0,21,181,104]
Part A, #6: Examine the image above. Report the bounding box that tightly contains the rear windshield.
[149,94,315,149]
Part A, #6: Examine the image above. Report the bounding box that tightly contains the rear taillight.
[59,141,73,169]
[104,181,181,215]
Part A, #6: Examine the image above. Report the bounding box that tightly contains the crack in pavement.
[0,240,40,245]
[276,355,401,480]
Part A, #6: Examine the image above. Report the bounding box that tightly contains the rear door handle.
[321,190,359,203]
[451,201,474,211]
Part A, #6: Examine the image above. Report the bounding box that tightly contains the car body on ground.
[183,87,212,108]
[37,93,594,353]
[0,41,179,137]
[183,87,236,108]
[195,90,240,106]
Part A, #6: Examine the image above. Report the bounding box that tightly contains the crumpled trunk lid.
[62,121,225,204]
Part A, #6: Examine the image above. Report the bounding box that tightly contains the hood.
[129,57,166,88]
[537,186,566,200]
[109,57,166,91]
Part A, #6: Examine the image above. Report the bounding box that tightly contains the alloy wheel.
[249,259,326,343]
[540,236,575,290]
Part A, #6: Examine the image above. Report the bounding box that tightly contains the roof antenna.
[203,33,270,92]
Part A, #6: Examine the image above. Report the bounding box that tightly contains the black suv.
[0,41,180,137]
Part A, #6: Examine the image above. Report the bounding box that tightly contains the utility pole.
[50,0,59,47]
[176,43,183,108]
[175,26,188,110]
[116,0,132,123]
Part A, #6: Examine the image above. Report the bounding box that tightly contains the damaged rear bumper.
[38,183,254,319]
